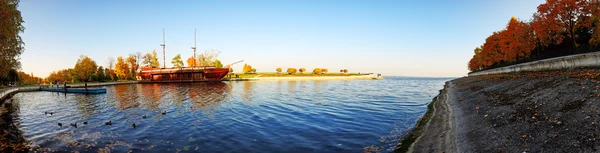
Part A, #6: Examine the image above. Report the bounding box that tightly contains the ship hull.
[136,67,230,83]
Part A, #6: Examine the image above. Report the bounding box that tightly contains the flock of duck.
[46,111,167,129]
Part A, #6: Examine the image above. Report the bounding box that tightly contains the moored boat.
[41,87,107,94]
[136,66,230,83]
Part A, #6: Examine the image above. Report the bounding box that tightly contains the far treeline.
[241,64,349,75]
[47,50,224,83]
[468,0,600,72]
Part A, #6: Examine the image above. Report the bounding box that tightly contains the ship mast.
[161,28,166,68]
[192,29,196,67]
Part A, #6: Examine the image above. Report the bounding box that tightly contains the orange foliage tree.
[468,0,600,72]
[187,57,195,67]
[115,56,130,80]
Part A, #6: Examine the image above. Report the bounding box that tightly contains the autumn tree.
[321,68,328,73]
[196,49,220,66]
[214,60,223,68]
[135,52,142,69]
[106,57,116,80]
[74,55,98,82]
[171,54,183,68]
[276,68,282,73]
[501,17,537,62]
[151,50,160,68]
[590,1,600,46]
[243,64,254,74]
[96,66,105,81]
[287,68,297,74]
[343,69,348,73]
[313,68,322,74]
[0,0,25,84]
[533,0,593,49]
[142,53,152,67]
[126,54,138,78]
[187,57,195,67]
[115,56,130,80]
[299,68,306,73]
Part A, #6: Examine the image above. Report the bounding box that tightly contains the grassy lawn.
[230,72,362,78]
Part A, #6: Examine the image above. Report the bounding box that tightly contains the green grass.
[231,72,362,78]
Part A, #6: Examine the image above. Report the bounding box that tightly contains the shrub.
[321,68,328,73]
[343,69,348,73]
[313,68,322,74]
[287,68,297,74]
[276,68,282,73]
[251,68,257,73]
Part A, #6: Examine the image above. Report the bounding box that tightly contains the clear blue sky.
[18,0,544,78]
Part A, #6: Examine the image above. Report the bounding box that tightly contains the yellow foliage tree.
[321,68,328,73]
[276,67,282,73]
[243,64,253,74]
[126,55,137,78]
[313,68,322,74]
[171,54,184,68]
[115,56,130,80]
[74,55,98,82]
[287,68,297,74]
[299,68,306,73]
[151,50,160,68]
[187,57,195,67]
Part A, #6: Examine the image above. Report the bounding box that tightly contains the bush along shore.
[397,69,600,153]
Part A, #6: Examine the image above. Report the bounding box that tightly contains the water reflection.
[114,84,141,110]
[241,81,254,103]
[188,82,231,114]
[74,95,97,118]
[140,84,163,110]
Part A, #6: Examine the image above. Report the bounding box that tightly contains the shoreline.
[394,82,456,153]
[397,69,600,152]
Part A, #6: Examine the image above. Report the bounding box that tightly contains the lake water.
[3,77,450,152]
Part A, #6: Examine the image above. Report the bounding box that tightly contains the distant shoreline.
[224,74,384,81]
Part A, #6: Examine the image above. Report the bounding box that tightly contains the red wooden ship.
[136,66,230,82]
[136,29,240,83]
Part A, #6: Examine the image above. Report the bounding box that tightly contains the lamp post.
[161,28,166,68]
[192,28,196,67]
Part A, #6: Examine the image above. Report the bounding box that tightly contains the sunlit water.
[4,77,450,152]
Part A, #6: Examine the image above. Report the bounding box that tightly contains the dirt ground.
[404,69,600,153]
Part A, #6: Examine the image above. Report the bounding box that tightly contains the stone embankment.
[470,51,600,76]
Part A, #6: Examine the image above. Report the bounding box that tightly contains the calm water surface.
[5,77,450,152]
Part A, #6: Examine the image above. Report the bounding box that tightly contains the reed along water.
[3,77,450,152]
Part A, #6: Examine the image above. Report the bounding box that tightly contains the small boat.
[41,87,107,94]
